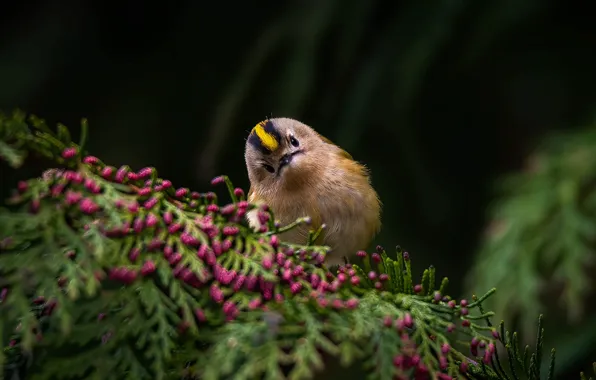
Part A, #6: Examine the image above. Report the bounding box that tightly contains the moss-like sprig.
[0,111,592,380]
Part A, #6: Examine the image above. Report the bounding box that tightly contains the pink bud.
[64,190,82,205]
[210,284,224,303]
[163,245,173,258]
[123,269,138,284]
[210,176,225,186]
[439,355,448,370]
[168,253,182,266]
[222,238,233,252]
[141,260,156,276]
[220,204,235,215]
[0,288,8,301]
[483,351,492,364]
[383,316,393,327]
[137,167,153,178]
[148,241,165,253]
[137,187,151,196]
[222,226,239,236]
[143,197,158,210]
[248,297,261,309]
[82,155,98,164]
[128,202,139,213]
[79,198,99,214]
[460,361,469,374]
[257,212,269,225]
[51,184,65,197]
[145,213,159,227]
[394,318,405,331]
[133,217,144,233]
[262,255,273,269]
[441,343,450,354]
[403,313,413,328]
[62,147,77,159]
[195,308,206,322]
[212,240,222,256]
[292,265,303,276]
[129,247,141,262]
[270,235,279,249]
[175,188,188,197]
[168,223,182,234]
[29,199,40,214]
[114,166,128,182]
[290,282,302,294]
[72,172,84,183]
[17,181,28,193]
[101,166,114,179]
[196,244,207,260]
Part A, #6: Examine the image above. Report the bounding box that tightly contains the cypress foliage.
[0,111,593,379]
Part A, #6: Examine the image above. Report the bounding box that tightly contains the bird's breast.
[248,175,379,264]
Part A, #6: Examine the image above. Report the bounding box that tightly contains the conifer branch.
[0,111,593,380]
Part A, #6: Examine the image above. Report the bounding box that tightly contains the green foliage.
[580,363,596,380]
[0,112,589,380]
[466,126,596,352]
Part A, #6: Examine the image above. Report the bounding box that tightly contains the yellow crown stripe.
[252,123,279,151]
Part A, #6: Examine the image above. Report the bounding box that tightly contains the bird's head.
[244,118,327,191]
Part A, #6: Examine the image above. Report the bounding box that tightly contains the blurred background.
[1,1,595,378]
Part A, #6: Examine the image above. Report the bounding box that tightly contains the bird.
[244,117,382,265]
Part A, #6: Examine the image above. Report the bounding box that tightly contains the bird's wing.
[315,132,354,161]
[248,186,255,203]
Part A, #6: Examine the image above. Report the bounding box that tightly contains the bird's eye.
[289,135,299,147]
[262,164,275,173]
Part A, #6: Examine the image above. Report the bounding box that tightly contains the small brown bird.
[244,117,382,265]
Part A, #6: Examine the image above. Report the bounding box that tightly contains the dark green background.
[1,1,595,378]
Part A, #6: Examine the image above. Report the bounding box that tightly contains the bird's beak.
[279,153,293,170]
[278,150,304,174]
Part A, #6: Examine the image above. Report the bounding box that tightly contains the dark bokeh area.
[1,1,596,378]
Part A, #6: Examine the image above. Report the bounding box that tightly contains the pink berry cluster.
[336,245,501,379]
[11,149,368,326]
[391,335,456,380]
[385,311,492,379]
[1,146,504,380]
